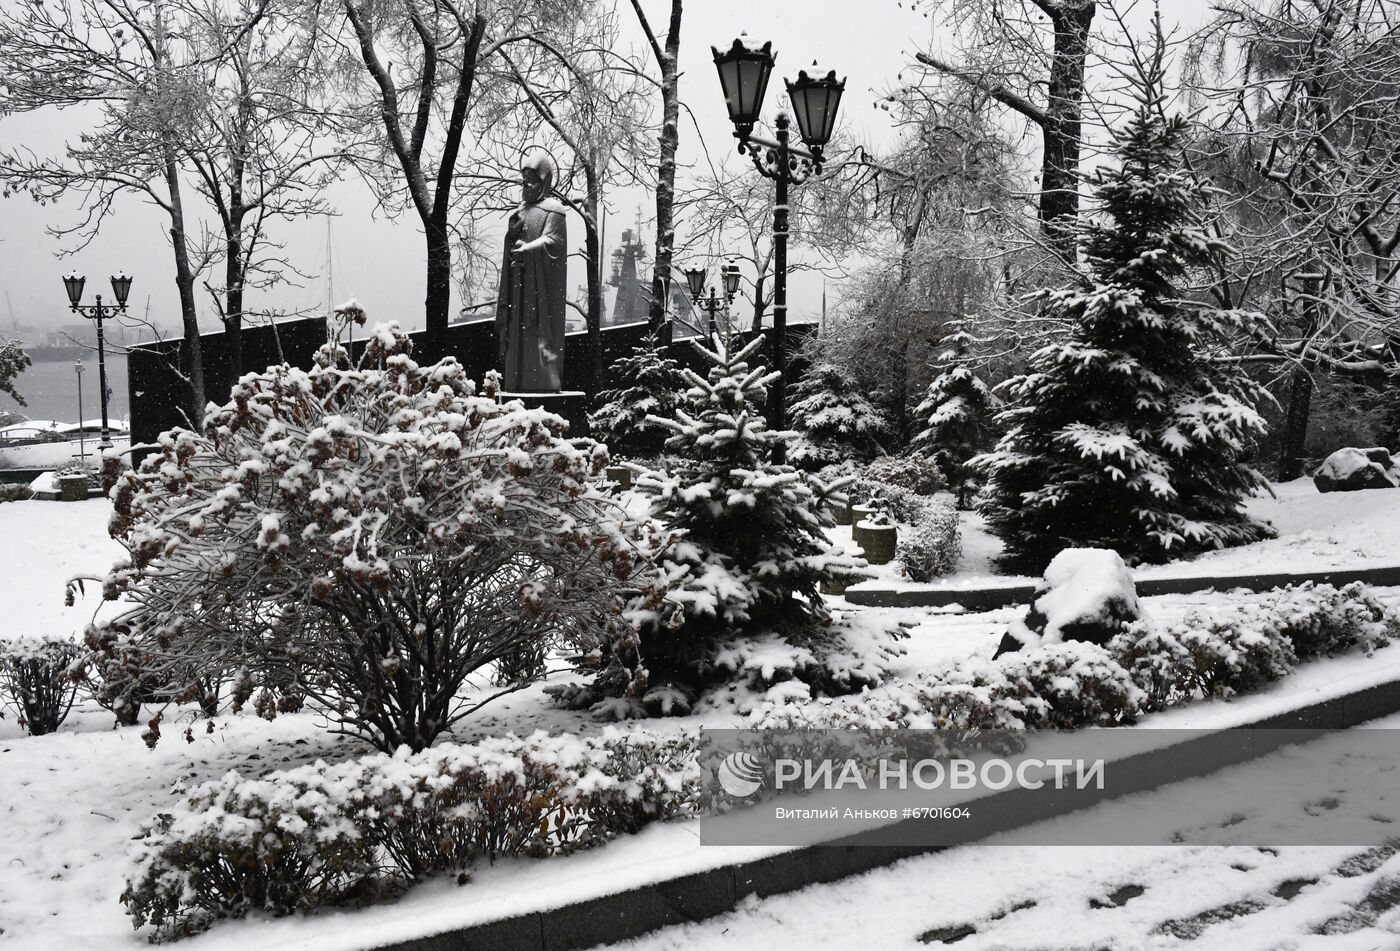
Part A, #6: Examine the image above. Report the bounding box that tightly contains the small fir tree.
[625,335,881,711]
[912,325,994,508]
[977,31,1274,571]
[589,332,684,458]
[788,361,894,471]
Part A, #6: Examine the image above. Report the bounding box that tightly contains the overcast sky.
[0,0,1211,338]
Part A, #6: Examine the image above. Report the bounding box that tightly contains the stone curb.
[373,676,1400,951]
[843,565,1400,609]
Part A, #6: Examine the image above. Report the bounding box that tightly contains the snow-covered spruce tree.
[589,331,684,459]
[912,325,994,508]
[788,360,894,471]
[92,322,669,752]
[618,335,889,714]
[977,36,1273,572]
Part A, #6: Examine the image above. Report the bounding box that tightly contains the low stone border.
[844,565,1400,609]
[373,676,1400,951]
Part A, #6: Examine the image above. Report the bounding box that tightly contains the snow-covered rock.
[995,548,1145,657]
[1312,447,1400,493]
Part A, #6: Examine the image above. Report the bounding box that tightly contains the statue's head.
[520,150,555,204]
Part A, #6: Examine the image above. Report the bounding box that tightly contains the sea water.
[0,353,129,424]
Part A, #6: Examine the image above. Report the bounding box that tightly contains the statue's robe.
[496,198,567,392]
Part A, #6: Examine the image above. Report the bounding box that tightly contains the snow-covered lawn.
[2,482,1400,950]
[849,477,1400,591]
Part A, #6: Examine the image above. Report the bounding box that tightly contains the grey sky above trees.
[0,0,1209,338]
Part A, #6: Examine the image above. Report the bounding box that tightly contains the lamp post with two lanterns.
[711,36,844,452]
[683,259,742,339]
[62,272,131,452]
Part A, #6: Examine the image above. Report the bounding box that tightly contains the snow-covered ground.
[2,481,1400,950]
[850,478,1400,591]
[601,717,1400,951]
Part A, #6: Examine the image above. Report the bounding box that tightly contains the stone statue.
[496,151,567,392]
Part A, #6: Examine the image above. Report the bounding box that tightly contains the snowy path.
[596,719,1400,951]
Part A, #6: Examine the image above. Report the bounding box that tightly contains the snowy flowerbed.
[116,581,1396,940]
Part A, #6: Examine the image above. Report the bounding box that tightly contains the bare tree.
[1187,0,1400,475]
[0,0,256,424]
[178,0,343,381]
[910,0,1096,253]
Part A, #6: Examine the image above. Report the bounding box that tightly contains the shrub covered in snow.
[788,361,894,471]
[863,453,944,496]
[0,636,83,735]
[1269,582,1398,658]
[998,642,1143,728]
[757,583,1397,732]
[91,323,670,752]
[897,498,963,581]
[1109,583,1395,707]
[0,482,32,503]
[122,729,699,940]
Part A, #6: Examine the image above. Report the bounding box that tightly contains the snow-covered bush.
[1268,582,1397,658]
[863,453,943,496]
[1108,583,1393,704]
[589,331,685,459]
[748,643,1142,736]
[858,482,925,523]
[93,323,670,752]
[75,620,171,728]
[998,642,1143,728]
[0,636,83,735]
[788,361,894,471]
[976,53,1273,571]
[123,729,699,940]
[1177,612,1298,698]
[0,483,32,503]
[897,499,962,581]
[1106,621,1194,712]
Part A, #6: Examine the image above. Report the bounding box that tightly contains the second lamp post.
[712,36,844,451]
[62,272,131,452]
[684,260,742,339]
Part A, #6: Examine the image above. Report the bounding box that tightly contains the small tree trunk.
[224,230,245,383]
[423,222,453,364]
[1278,366,1313,481]
[750,274,768,332]
[584,167,604,390]
[164,147,206,428]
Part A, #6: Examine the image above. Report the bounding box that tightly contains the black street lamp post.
[683,259,743,338]
[712,36,845,455]
[62,272,131,451]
